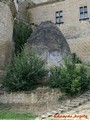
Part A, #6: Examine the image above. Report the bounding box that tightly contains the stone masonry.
[0,2,13,82]
[27,0,90,65]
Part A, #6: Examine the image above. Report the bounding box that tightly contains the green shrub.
[71,53,82,64]
[3,50,47,91]
[48,57,90,96]
[13,20,32,54]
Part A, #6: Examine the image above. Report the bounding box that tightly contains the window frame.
[55,11,64,24]
[79,6,89,20]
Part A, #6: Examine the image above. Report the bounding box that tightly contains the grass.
[0,111,35,120]
[0,103,35,120]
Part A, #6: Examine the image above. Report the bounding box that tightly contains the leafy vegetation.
[3,50,47,91]
[3,47,90,95]
[0,111,35,120]
[48,56,90,96]
[84,65,90,76]
[13,20,32,54]
[71,53,82,64]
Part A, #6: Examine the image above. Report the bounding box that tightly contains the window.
[56,11,63,24]
[80,6,89,20]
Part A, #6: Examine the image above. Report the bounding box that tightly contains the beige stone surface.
[0,2,13,81]
[28,0,90,64]
[0,0,16,18]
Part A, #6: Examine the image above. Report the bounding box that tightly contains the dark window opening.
[80,6,89,20]
[56,11,64,24]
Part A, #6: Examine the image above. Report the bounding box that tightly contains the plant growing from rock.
[71,53,82,64]
[13,20,32,54]
[3,50,47,91]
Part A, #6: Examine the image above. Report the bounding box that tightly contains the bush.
[48,57,90,96]
[13,20,32,54]
[71,53,82,64]
[3,50,47,91]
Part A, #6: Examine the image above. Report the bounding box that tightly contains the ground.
[35,101,90,120]
[0,103,35,120]
[0,101,90,120]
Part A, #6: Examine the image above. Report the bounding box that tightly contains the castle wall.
[0,2,13,82]
[28,0,90,64]
[16,0,48,22]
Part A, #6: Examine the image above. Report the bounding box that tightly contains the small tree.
[48,57,90,96]
[13,20,32,54]
[3,50,47,91]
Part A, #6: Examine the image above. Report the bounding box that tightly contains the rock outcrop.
[0,2,13,82]
[27,21,70,67]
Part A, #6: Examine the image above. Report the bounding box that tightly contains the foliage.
[84,65,90,76]
[71,53,82,64]
[48,57,90,96]
[3,50,47,91]
[13,20,32,54]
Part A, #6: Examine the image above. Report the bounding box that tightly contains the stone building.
[1,0,90,65]
[16,0,49,22]
[26,0,90,65]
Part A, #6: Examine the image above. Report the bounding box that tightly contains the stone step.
[60,106,72,112]
[83,91,90,94]
[68,104,79,108]
[74,98,88,101]
[52,110,59,115]
[37,91,90,119]
[79,96,90,100]
[82,94,90,97]
[70,101,81,105]
[71,101,85,106]
[85,90,90,93]
[71,98,85,102]
[79,96,88,99]
[85,92,90,95]
[41,114,47,119]
[58,108,66,113]
[47,113,52,117]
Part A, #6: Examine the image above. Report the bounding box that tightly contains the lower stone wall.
[0,87,61,104]
[0,87,63,115]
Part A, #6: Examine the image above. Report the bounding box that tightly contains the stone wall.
[16,0,56,22]
[0,87,63,115]
[0,2,13,82]
[28,0,90,64]
[0,87,61,104]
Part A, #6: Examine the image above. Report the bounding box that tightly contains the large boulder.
[0,2,13,82]
[27,21,70,67]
